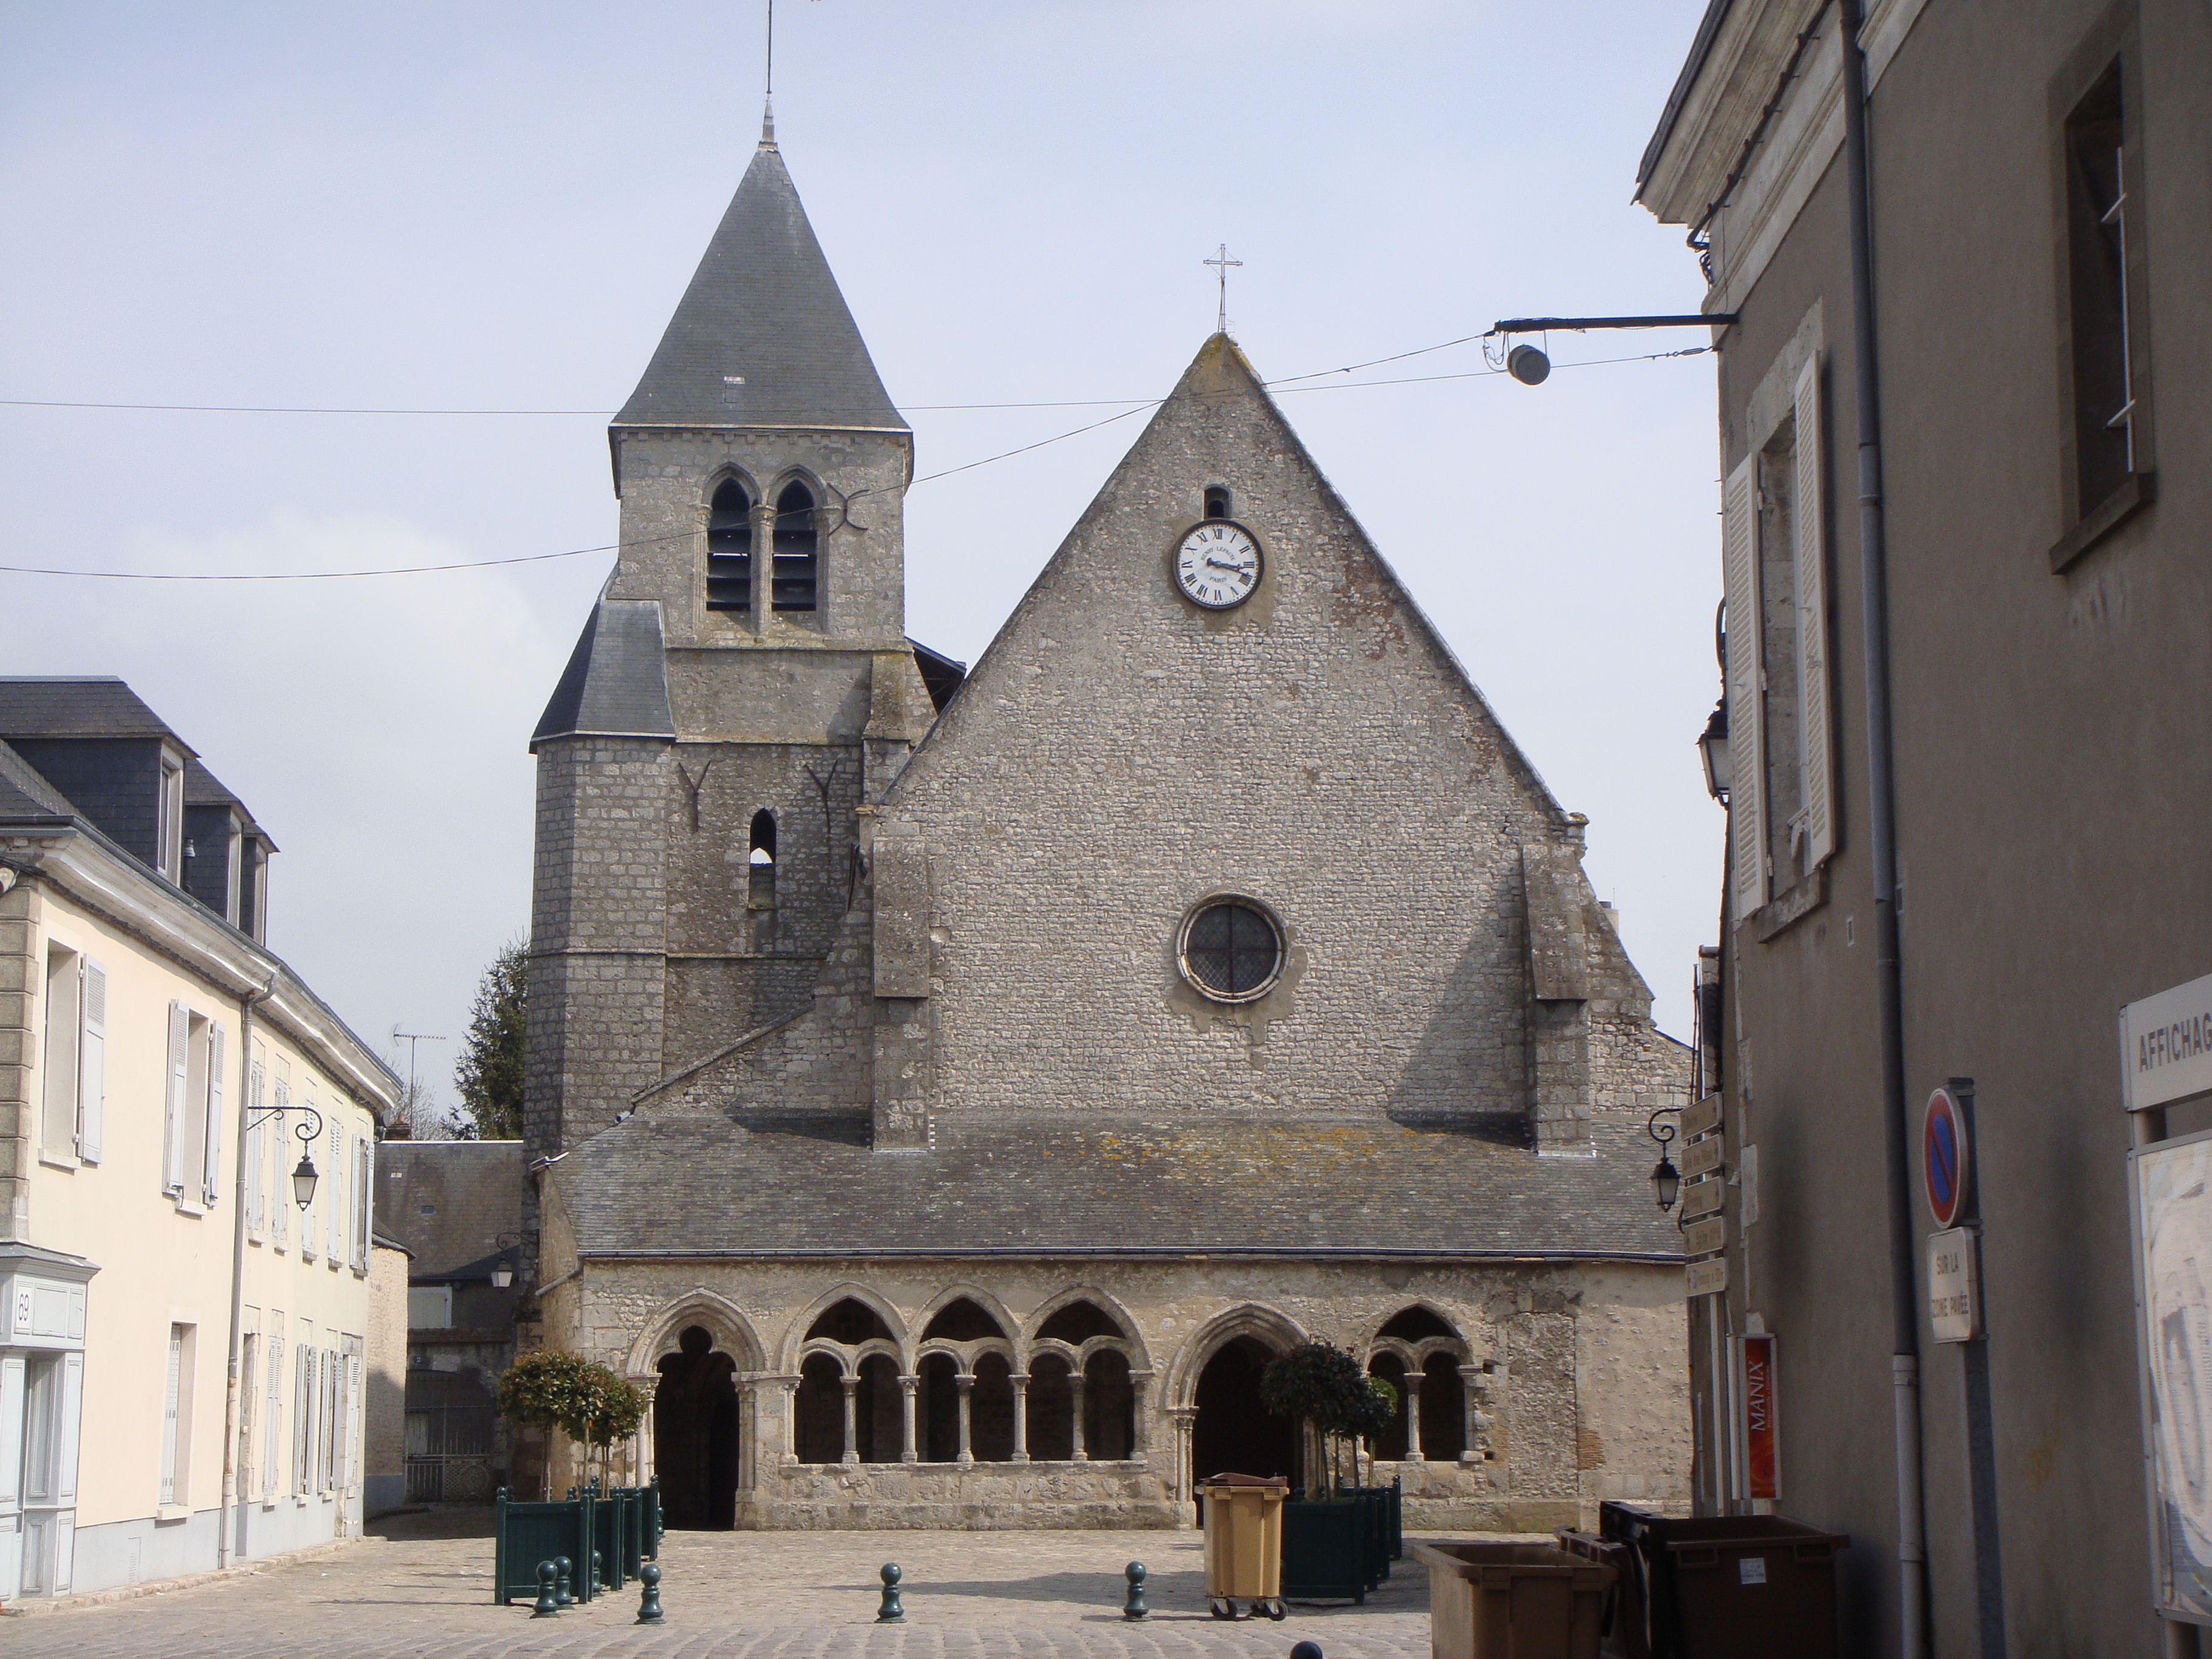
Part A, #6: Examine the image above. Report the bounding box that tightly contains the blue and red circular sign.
[1923,1087,1971,1228]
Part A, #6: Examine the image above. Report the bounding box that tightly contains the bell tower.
[524,123,937,1164]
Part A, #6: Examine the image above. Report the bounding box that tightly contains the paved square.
[1,1515,1495,1659]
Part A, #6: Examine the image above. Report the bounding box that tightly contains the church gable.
[881,335,1648,1128]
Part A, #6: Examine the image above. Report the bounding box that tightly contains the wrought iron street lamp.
[243,1102,324,1208]
[1648,1108,1683,1213]
[489,1232,523,1290]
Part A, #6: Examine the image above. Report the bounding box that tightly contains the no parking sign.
[1925,1085,1972,1228]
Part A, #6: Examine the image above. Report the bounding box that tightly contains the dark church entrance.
[654,1326,739,1529]
[1191,1336,1298,1495]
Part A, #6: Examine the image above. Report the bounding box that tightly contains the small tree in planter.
[495,1352,648,1498]
[1260,1343,1398,1498]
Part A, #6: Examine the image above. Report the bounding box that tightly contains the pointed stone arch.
[1024,1285,1150,1370]
[1165,1303,1307,1409]
[779,1282,910,1372]
[913,1284,1018,1350]
[621,1289,765,1380]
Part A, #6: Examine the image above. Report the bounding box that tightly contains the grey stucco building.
[1637,0,2211,1654]
[521,115,1695,1530]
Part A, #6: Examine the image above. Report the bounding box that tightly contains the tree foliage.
[455,937,527,1140]
[1260,1342,1398,1498]
[494,1352,646,1447]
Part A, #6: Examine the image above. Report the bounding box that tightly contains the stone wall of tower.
[525,736,672,1157]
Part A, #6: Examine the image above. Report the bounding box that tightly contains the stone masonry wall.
[550,1252,1690,1532]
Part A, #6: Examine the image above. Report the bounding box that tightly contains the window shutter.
[327,1125,343,1262]
[203,1024,226,1207]
[1793,355,1836,868]
[0,1353,24,1509]
[75,960,106,1163]
[355,1138,373,1269]
[264,1324,284,1501]
[163,1002,190,1191]
[272,1094,289,1245]
[1722,452,1767,920]
[56,1351,82,1507]
[160,1327,184,1504]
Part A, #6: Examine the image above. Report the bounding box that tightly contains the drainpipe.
[216,971,278,1572]
[1834,5,1927,1655]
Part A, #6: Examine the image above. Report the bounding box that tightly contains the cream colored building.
[0,680,397,1600]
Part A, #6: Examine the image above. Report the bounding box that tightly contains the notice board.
[2131,1128,2212,1623]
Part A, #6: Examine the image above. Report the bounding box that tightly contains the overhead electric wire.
[0,343,1708,582]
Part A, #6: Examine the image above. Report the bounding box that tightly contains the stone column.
[737,1382,756,1490]
[1130,1372,1153,1456]
[748,501,776,631]
[1462,1364,1490,1464]
[842,1375,860,1466]
[1168,1406,1199,1523]
[955,1375,974,1466]
[779,1377,800,1466]
[1406,1381,1426,1463]
[1010,1375,1030,1463]
[900,1375,919,1463]
[1070,1375,1088,1462]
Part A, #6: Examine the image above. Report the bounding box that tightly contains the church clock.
[1172,521,1263,609]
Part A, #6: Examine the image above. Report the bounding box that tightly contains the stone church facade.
[522,122,1693,1530]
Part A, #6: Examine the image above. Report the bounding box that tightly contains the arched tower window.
[772,482,818,612]
[748,809,776,911]
[1204,486,1232,520]
[706,478,752,612]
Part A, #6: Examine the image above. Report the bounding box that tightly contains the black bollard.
[635,1562,666,1625]
[531,1560,561,1618]
[592,1550,605,1593]
[555,1555,575,1607]
[877,1562,906,1623]
[1123,1561,1150,1620]
[1290,1643,1324,1659]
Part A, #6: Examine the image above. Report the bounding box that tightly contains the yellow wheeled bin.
[1201,1473,1290,1621]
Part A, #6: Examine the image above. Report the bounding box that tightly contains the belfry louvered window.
[707,478,752,612]
[1723,353,1835,923]
[772,482,818,612]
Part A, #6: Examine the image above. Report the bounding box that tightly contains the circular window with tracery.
[1178,899,1285,1002]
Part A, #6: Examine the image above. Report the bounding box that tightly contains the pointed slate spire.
[614,142,905,432]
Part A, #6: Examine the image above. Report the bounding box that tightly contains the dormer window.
[772,483,818,612]
[748,810,777,911]
[1204,486,1232,520]
[158,754,185,883]
[706,479,753,612]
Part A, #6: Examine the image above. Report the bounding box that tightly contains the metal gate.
[404,1369,498,1502]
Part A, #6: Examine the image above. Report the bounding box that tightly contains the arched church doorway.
[654,1326,739,1529]
[1191,1336,1296,1490]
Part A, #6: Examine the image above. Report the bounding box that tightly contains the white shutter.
[327,1126,343,1261]
[0,1354,24,1509]
[272,1094,289,1245]
[75,960,105,1163]
[1793,355,1836,868]
[160,1327,183,1504]
[1723,452,1767,920]
[354,1139,372,1269]
[203,1024,226,1207]
[163,1002,190,1192]
[263,1324,284,1501]
[55,1352,82,1505]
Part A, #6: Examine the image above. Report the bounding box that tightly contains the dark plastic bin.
[1556,1530,1643,1658]
[1596,1503,1847,1659]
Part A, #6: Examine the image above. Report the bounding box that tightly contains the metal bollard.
[877,1562,906,1623]
[635,1562,666,1625]
[555,1555,575,1607]
[531,1560,561,1618]
[1124,1561,1150,1620]
[592,1550,604,1593]
[1290,1643,1324,1659]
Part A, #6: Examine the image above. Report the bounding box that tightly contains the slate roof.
[183,756,277,850]
[0,676,192,746]
[614,142,905,432]
[0,739,76,820]
[531,599,677,749]
[375,1140,525,1281]
[560,1110,1684,1262]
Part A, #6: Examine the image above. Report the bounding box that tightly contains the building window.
[263,1316,285,1501]
[1178,899,1284,1002]
[771,482,818,612]
[1204,485,1232,520]
[44,951,106,1164]
[408,1285,455,1329]
[706,478,752,612]
[162,1005,225,1205]
[748,810,777,911]
[158,755,184,883]
[1723,352,1834,923]
[2056,57,2152,562]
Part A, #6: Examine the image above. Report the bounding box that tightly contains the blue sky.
[1,1,1721,1117]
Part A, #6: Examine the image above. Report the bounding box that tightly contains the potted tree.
[1262,1344,1398,1602]
[495,1352,648,1498]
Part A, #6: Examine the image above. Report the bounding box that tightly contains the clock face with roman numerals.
[1173,521,1263,609]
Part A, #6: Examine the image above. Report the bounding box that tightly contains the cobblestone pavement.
[0,1513,1506,1659]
